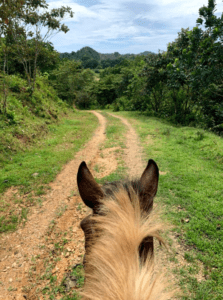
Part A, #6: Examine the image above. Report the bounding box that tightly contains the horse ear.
[77,161,104,212]
[139,159,159,212]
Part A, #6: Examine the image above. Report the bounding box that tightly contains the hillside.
[60,46,155,61]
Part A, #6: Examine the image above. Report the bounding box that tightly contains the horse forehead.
[102,180,140,198]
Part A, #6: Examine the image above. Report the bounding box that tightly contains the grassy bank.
[0,111,98,194]
[0,110,98,233]
[0,74,98,233]
[114,111,223,300]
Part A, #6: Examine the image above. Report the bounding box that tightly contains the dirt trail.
[0,111,107,300]
[0,110,147,300]
[0,111,184,300]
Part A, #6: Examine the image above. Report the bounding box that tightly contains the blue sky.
[47,0,223,54]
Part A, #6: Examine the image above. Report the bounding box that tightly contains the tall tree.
[1,0,73,95]
[0,0,24,113]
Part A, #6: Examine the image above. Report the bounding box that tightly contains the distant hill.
[59,46,155,69]
[60,46,155,61]
[139,51,152,56]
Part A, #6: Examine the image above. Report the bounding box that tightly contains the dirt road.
[1,109,191,300]
[0,111,153,300]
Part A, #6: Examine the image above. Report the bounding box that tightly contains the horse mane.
[81,182,172,300]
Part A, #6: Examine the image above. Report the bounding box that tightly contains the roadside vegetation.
[0,0,98,233]
[61,1,223,135]
[0,104,98,233]
[115,111,223,300]
[2,1,223,134]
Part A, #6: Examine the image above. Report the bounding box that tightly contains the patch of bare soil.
[90,147,121,179]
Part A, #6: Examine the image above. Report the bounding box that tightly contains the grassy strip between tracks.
[94,111,127,184]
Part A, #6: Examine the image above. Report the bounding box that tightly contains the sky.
[46,0,223,54]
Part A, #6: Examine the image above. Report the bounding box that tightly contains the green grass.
[114,111,223,300]
[95,111,127,183]
[0,111,98,233]
[96,166,127,185]
[101,111,127,149]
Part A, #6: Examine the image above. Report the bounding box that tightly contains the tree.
[0,0,23,113]
[1,0,73,95]
[195,0,223,129]
[83,59,99,69]
[91,74,122,107]
[140,0,223,128]
[0,39,9,114]
[49,60,95,106]
[1,40,60,76]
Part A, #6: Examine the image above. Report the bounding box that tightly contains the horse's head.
[77,159,159,262]
[77,159,159,212]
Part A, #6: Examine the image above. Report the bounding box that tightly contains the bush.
[111,97,126,111]
[75,91,95,109]
[8,75,27,93]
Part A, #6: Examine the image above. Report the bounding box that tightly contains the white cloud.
[45,0,223,54]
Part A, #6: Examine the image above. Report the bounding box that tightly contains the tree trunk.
[2,50,8,114]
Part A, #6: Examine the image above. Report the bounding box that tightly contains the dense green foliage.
[88,56,152,110]
[0,73,69,167]
[49,59,96,107]
[84,0,223,133]
[141,0,223,131]
[0,0,96,112]
[0,0,73,109]
[60,46,100,62]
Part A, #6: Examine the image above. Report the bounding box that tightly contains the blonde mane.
[82,184,172,300]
